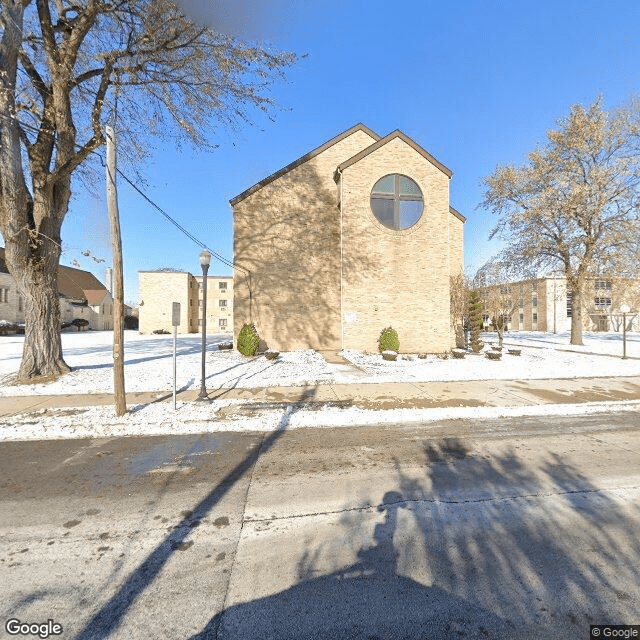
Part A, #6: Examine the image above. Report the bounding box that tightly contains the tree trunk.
[2,213,74,382]
[570,285,584,346]
[5,236,71,382]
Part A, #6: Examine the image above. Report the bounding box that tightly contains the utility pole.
[106,124,126,416]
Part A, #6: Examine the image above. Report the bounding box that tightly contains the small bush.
[485,351,502,360]
[265,350,279,360]
[237,323,260,356]
[124,315,139,330]
[378,327,399,353]
[451,349,466,359]
[382,350,397,361]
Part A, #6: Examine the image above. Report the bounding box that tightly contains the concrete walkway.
[2,375,640,418]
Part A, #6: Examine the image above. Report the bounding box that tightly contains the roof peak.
[337,129,452,178]
[230,123,380,206]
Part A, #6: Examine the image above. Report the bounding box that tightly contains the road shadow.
[190,490,513,640]
[72,388,318,640]
[189,437,640,639]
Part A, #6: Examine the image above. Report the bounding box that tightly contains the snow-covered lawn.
[1,329,640,397]
[1,330,639,441]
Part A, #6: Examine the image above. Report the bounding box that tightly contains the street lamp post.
[197,249,211,400]
[620,303,630,360]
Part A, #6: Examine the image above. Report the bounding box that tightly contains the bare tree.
[0,0,296,381]
[481,97,640,345]
[449,272,468,348]
[473,261,521,348]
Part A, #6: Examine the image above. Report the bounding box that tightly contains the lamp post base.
[196,386,209,401]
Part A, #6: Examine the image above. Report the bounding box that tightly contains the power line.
[0,110,248,274]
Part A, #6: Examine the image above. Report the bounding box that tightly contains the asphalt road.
[1,411,639,639]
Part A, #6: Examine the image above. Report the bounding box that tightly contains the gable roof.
[57,264,109,302]
[230,123,380,206]
[0,247,109,302]
[336,129,453,178]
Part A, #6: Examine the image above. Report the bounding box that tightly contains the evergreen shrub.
[378,327,399,353]
[237,323,260,356]
[468,292,484,353]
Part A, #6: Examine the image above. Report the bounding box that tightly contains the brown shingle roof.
[0,247,109,303]
[449,206,467,223]
[230,123,380,206]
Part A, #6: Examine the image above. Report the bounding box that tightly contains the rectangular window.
[532,313,538,322]
[595,280,612,290]
[0,288,8,303]
[519,313,524,323]
[594,297,612,308]
[567,292,573,318]
[518,298,523,308]
[219,318,227,328]
[499,286,511,295]
[219,299,227,308]
[18,296,23,312]
[532,297,538,307]
[219,282,227,291]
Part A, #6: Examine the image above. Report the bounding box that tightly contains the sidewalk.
[2,375,640,419]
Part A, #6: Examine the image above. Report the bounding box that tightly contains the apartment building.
[484,276,639,333]
[138,270,233,334]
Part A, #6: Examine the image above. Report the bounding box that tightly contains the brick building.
[231,124,465,353]
[482,276,640,333]
[138,270,233,334]
[0,247,113,330]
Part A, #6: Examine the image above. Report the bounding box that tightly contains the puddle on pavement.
[126,434,230,478]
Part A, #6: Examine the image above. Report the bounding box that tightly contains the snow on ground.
[1,329,639,397]
[4,397,640,442]
[1,329,639,441]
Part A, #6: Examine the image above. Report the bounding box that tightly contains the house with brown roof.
[231,124,465,353]
[0,247,113,331]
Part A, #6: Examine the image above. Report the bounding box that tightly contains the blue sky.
[59,0,640,304]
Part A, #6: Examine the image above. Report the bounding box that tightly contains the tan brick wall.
[449,214,464,277]
[340,138,454,352]
[139,272,195,334]
[139,271,233,334]
[233,129,377,351]
[194,275,234,333]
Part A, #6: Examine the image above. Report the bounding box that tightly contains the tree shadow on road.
[188,437,640,640]
[72,388,318,640]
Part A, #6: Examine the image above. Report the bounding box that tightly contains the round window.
[370,174,423,230]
